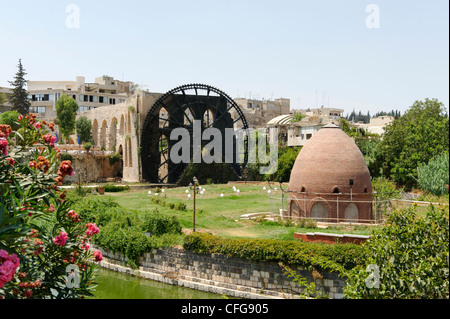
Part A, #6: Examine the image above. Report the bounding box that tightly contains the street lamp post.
[189,176,199,232]
[240,165,248,184]
[278,177,288,216]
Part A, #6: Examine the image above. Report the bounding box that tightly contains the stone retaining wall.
[96,246,347,299]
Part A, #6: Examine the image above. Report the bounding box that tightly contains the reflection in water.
[92,268,222,299]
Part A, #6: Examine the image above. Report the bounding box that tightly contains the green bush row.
[68,195,183,262]
[98,185,131,192]
[183,232,364,273]
[95,222,182,262]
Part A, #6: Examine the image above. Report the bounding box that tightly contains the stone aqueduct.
[82,92,162,182]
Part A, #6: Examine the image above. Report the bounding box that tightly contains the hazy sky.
[0,0,448,115]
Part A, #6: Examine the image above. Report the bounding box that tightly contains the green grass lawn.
[100,183,376,239]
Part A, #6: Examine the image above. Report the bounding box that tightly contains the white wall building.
[26,75,133,121]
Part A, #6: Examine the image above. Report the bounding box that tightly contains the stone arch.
[117,144,124,178]
[344,203,359,222]
[127,111,132,134]
[109,117,117,151]
[119,114,125,135]
[124,139,128,167]
[128,137,132,167]
[92,119,98,147]
[100,119,107,150]
[310,201,328,222]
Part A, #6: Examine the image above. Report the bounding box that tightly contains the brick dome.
[288,124,373,223]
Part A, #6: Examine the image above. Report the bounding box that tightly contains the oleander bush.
[1,114,100,299]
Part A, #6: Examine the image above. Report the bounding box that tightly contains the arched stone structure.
[78,84,247,183]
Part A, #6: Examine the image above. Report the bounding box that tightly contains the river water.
[91,267,223,299]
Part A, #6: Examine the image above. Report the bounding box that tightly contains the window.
[78,106,94,112]
[99,96,107,103]
[247,103,253,109]
[333,187,340,194]
[30,94,53,101]
[110,98,116,105]
[30,106,46,114]
[306,134,312,140]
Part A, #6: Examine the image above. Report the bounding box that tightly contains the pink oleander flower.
[43,134,57,147]
[53,231,69,247]
[80,243,90,251]
[0,138,8,156]
[0,250,20,288]
[85,223,99,237]
[93,250,103,262]
[18,114,23,121]
[66,210,80,223]
[7,158,15,166]
[48,204,55,213]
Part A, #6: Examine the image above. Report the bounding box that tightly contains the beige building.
[296,106,344,120]
[266,106,344,147]
[26,75,133,121]
[233,97,290,128]
[356,115,394,135]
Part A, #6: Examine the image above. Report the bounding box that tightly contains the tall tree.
[56,94,79,143]
[378,98,449,189]
[0,91,8,110]
[8,59,30,115]
[75,116,93,144]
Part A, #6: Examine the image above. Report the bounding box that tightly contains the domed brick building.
[288,124,373,223]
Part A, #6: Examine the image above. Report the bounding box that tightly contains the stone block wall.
[96,246,347,299]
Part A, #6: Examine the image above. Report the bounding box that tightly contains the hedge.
[183,232,364,273]
[68,194,183,262]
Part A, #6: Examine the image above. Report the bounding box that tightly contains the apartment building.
[266,106,344,147]
[233,97,290,129]
[26,75,133,121]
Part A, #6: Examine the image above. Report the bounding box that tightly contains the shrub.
[183,232,363,272]
[417,152,449,196]
[69,195,184,263]
[177,162,239,186]
[175,202,187,211]
[83,142,92,151]
[60,153,73,161]
[344,205,449,299]
[1,113,99,299]
[108,153,121,166]
[140,212,183,236]
[297,218,317,228]
[103,185,130,192]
